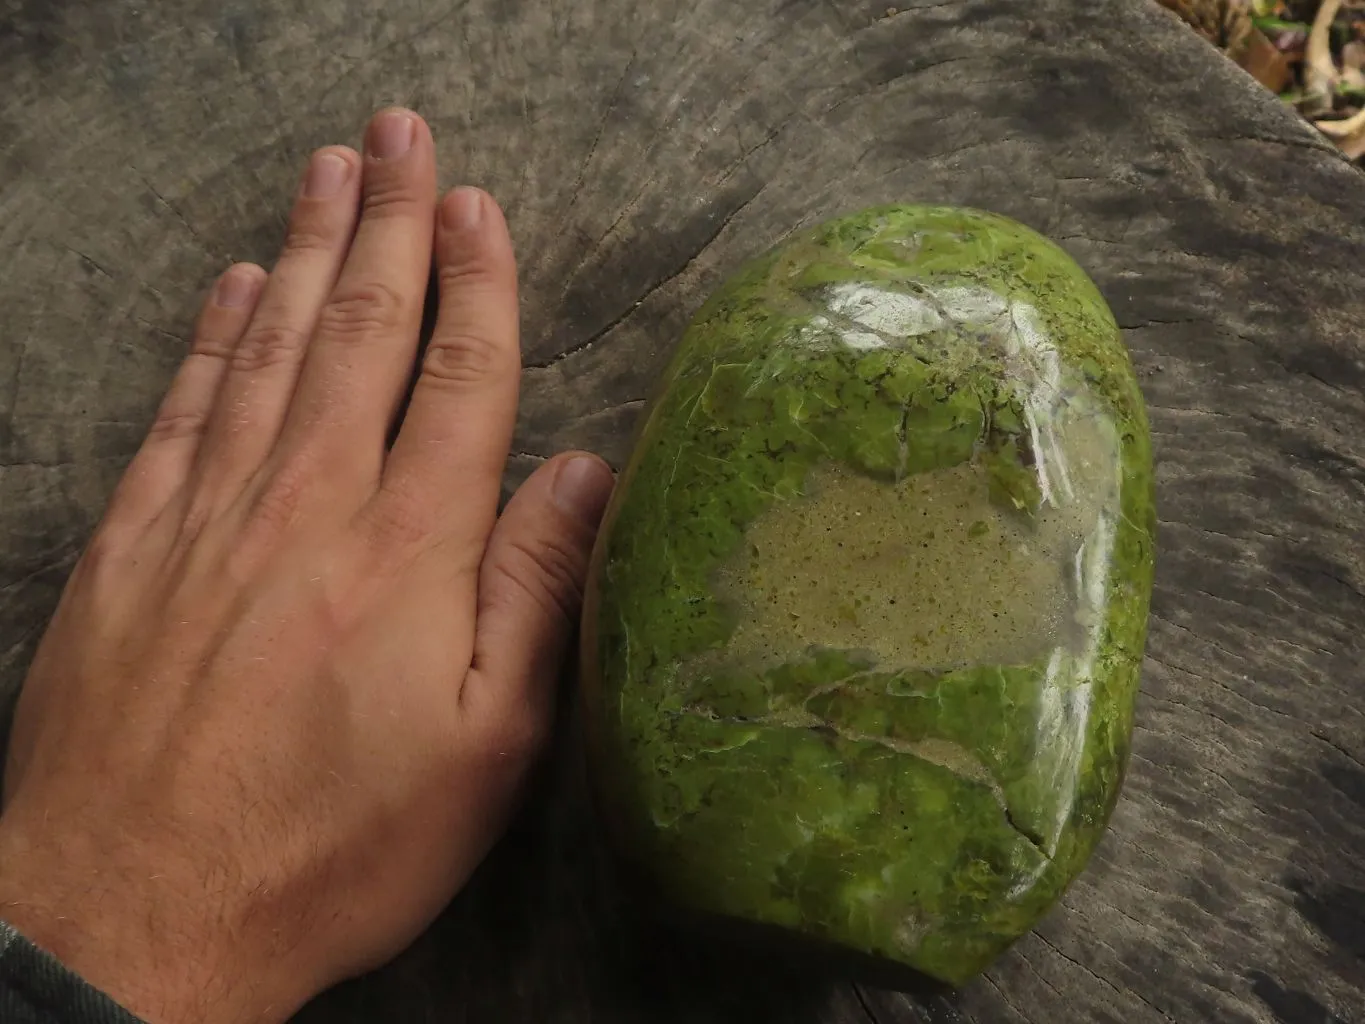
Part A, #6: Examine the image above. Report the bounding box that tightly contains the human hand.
[0,108,614,1023]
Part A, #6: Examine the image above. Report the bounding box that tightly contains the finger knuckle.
[76,524,145,603]
[249,459,312,535]
[190,332,239,362]
[493,533,587,628]
[175,494,216,549]
[437,259,502,293]
[281,219,342,259]
[79,525,128,582]
[421,330,508,388]
[318,281,406,341]
[361,180,422,220]
[145,408,209,445]
[363,484,436,548]
[231,323,308,374]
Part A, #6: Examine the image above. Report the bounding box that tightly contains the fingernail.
[304,152,350,198]
[443,187,484,231]
[215,267,259,308]
[553,456,614,527]
[368,109,416,160]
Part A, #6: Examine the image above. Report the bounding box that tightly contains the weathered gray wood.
[2,1,1363,1021]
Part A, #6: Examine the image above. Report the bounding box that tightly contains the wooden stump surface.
[1,1,1363,1021]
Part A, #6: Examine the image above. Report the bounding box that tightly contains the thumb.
[466,452,615,714]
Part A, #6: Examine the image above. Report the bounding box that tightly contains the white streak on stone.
[827,282,943,337]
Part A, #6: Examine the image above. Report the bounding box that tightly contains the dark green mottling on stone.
[580,205,1156,986]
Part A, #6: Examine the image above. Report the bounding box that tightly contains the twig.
[1315,108,1365,138]
[1314,107,1365,159]
[1304,0,1344,110]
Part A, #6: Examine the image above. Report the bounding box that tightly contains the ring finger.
[190,144,363,501]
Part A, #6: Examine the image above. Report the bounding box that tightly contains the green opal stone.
[580,205,1156,986]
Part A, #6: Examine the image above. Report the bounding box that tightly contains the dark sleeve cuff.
[0,922,143,1024]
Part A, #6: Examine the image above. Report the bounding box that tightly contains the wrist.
[0,821,292,1024]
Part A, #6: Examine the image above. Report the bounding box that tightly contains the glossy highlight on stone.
[580,205,1156,986]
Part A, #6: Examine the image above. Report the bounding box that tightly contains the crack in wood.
[1144,405,1239,421]
[62,245,114,279]
[898,0,975,11]
[1202,132,1337,156]
[0,459,77,471]
[1034,932,1178,1023]
[1151,613,1246,668]
[1017,949,1067,1003]
[527,182,765,371]
[1141,690,1238,734]
[1116,317,1206,330]
[135,316,190,347]
[1145,651,1298,723]
[1311,730,1365,772]
[0,550,80,595]
[0,621,45,669]
[1130,745,1244,805]
[558,52,638,231]
[712,110,802,190]
[1302,565,1365,604]
[134,172,215,259]
[852,983,881,1023]
[982,972,1038,1024]
[822,54,989,117]
[311,4,466,118]
[5,339,27,433]
[561,182,651,291]
[1161,571,1359,645]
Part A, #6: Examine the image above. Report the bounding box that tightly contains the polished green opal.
[580,206,1155,986]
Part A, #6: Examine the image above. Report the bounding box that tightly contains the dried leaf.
[1238,25,1296,89]
[1157,0,1253,48]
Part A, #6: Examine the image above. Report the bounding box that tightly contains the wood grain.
[1,0,1362,1020]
